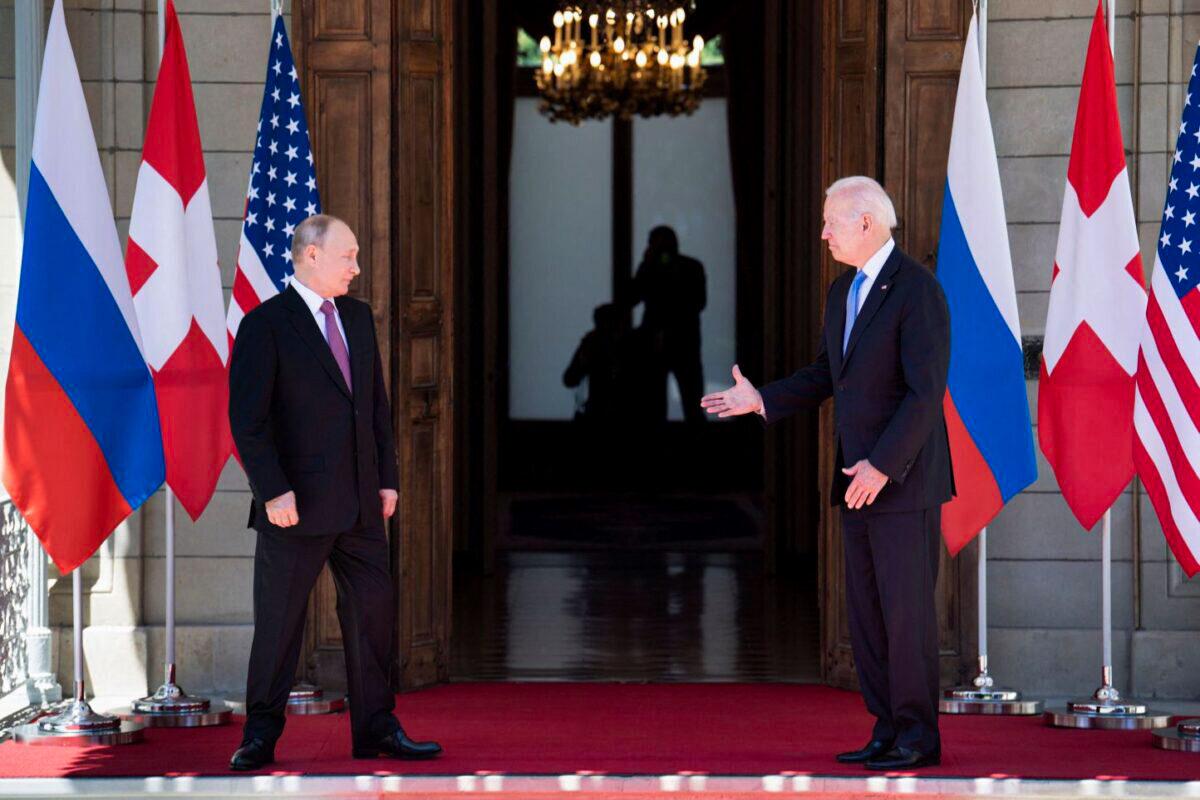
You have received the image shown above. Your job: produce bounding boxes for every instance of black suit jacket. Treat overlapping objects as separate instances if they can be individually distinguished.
[229,284,399,535]
[760,245,954,512]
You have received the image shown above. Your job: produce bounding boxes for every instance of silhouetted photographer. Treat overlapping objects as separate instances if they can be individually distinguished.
[627,226,707,424]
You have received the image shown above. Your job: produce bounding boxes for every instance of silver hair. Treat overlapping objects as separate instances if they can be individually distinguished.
[291,213,347,265]
[825,176,898,230]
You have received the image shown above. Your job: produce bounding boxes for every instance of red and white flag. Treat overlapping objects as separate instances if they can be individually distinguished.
[125,0,232,520]
[1039,2,1147,531]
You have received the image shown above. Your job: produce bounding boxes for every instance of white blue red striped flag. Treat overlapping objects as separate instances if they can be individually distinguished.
[3,0,165,572]
[936,9,1037,555]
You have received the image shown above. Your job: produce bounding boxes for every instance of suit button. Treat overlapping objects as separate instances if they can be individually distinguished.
[838,383,847,392]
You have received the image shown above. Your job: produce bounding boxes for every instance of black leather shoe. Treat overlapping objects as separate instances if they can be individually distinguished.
[865,746,941,771]
[835,739,893,764]
[230,738,275,771]
[353,727,443,760]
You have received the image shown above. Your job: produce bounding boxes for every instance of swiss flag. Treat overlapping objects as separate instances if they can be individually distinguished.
[124,0,232,520]
[1039,2,1147,530]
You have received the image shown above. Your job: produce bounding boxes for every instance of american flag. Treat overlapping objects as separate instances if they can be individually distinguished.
[225,13,320,340]
[1134,44,1200,578]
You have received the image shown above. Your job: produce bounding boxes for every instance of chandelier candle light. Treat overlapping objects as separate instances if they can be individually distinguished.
[536,3,707,124]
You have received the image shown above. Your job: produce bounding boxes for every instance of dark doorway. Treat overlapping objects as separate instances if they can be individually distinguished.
[295,0,975,691]
[451,0,822,683]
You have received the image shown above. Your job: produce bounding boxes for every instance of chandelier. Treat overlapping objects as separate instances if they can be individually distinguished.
[535,3,707,125]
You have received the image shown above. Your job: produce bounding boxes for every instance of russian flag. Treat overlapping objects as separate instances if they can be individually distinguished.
[936,10,1038,556]
[3,0,164,573]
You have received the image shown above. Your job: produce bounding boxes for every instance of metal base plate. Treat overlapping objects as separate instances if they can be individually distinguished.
[114,704,232,727]
[223,693,346,715]
[286,694,346,715]
[1153,720,1200,753]
[132,697,210,714]
[940,697,1042,715]
[11,720,144,747]
[1043,705,1173,730]
[943,686,1020,702]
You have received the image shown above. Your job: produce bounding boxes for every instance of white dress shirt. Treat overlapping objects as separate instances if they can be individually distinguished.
[290,278,349,356]
[850,237,895,316]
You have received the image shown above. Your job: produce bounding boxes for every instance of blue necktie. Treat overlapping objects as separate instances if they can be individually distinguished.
[843,270,868,354]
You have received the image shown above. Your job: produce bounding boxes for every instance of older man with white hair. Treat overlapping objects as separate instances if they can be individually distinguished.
[702,176,953,770]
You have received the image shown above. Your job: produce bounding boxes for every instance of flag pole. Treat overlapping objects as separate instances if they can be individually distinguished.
[1102,0,1114,693]
[978,0,986,71]
[1102,508,1113,689]
[1043,1,1168,730]
[14,570,143,744]
[10,0,143,749]
[939,1,1038,716]
[1045,500,1169,728]
[38,572,126,733]
[117,0,230,727]
[228,0,345,719]
[975,5,989,690]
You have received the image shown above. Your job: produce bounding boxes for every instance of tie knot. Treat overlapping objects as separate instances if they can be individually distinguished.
[853,271,867,287]
[319,300,336,316]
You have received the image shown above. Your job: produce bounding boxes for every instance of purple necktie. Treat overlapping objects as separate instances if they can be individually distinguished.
[319,300,352,392]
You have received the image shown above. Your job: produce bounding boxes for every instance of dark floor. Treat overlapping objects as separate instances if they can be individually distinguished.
[499,494,764,551]
[451,550,820,682]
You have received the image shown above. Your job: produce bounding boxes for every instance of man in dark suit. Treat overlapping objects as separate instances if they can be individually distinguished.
[228,214,441,770]
[702,176,952,770]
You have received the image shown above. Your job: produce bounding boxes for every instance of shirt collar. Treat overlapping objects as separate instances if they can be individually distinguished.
[859,237,895,282]
[290,277,332,316]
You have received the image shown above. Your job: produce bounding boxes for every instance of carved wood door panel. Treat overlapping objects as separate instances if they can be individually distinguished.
[819,0,974,690]
[295,0,455,691]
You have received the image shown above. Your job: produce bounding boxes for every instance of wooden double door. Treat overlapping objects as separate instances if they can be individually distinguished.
[292,0,978,692]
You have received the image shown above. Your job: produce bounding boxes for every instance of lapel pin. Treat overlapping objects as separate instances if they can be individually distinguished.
[880,284,889,291]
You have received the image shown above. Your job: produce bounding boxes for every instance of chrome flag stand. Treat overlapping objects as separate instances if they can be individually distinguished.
[941,529,1040,715]
[287,682,347,715]
[225,684,347,716]
[117,489,231,727]
[113,5,229,727]
[1153,718,1200,753]
[1044,510,1170,730]
[14,572,144,745]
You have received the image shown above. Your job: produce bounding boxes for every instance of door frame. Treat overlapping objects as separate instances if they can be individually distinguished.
[294,0,457,691]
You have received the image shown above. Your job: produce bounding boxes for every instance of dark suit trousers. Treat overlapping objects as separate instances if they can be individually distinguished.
[243,525,400,748]
[841,505,941,754]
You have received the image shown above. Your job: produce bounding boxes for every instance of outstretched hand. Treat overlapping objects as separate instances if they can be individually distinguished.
[700,365,764,418]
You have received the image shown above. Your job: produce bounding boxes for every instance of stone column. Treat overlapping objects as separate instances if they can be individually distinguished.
[15,0,61,708]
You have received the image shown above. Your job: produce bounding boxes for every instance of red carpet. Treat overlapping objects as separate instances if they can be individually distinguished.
[0,683,1195,780]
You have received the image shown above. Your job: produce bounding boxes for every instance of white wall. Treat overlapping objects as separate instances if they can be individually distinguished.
[632,100,735,420]
[508,98,613,421]
[509,98,737,422]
